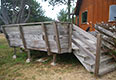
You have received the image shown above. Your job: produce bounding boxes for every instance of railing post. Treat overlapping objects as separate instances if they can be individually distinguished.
[53,22,61,53]
[41,23,52,55]
[19,25,27,50]
[95,33,102,77]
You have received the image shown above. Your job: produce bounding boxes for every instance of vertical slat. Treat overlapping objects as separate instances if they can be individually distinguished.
[68,23,72,52]
[2,26,11,47]
[42,23,52,55]
[19,25,27,49]
[53,22,61,53]
[95,33,102,77]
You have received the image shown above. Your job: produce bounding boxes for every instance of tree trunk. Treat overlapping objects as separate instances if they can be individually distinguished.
[67,0,71,22]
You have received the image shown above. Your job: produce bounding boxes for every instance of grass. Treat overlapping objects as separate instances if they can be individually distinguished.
[0,34,79,80]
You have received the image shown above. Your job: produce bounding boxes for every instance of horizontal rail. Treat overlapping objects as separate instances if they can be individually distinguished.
[2,21,72,27]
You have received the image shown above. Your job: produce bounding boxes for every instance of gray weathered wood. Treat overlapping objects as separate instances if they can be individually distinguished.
[3,21,72,54]
[19,25,27,49]
[72,39,95,60]
[68,24,72,52]
[73,24,97,43]
[2,26,11,47]
[42,23,52,55]
[53,22,61,53]
[95,25,116,39]
[73,31,96,51]
[95,34,102,77]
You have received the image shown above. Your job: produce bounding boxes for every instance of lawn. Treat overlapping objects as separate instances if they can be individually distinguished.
[0,33,116,80]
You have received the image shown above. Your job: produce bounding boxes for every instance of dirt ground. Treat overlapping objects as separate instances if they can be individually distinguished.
[0,33,116,80]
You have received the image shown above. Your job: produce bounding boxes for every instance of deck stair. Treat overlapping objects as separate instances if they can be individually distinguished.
[72,24,116,76]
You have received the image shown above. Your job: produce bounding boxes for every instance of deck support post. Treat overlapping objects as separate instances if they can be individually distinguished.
[51,54,57,66]
[13,47,17,59]
[95,33,102,77]
[26,50,31,63]
[20,48,23,53]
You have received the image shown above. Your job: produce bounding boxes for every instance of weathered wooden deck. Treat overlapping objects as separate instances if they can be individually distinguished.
[2,21,116,76]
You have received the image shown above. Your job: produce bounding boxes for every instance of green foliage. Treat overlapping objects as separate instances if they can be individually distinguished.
[27,0,52,22]
[57,9,68,22]
[44,0,75,21]
[44,0,75,6]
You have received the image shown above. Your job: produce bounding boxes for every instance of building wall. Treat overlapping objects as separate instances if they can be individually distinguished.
[76,0,116,31]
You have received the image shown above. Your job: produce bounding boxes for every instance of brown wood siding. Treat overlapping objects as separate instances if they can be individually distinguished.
[76,0,116,31]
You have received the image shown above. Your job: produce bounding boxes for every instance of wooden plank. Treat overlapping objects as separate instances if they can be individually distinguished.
[2,26,11,47]
[102,40,116,50]
[102,38,115,47]
[19,25,27,49]
[73,24,97,43]
[72,39,95,60]
[95,34,102,77]
[2,21,53,27]
[41,23,52,55]
[73,31,96,51]
[53,22,61,53]
[68,24,72,52]
[95,25,116,39]
[96,24,116,32]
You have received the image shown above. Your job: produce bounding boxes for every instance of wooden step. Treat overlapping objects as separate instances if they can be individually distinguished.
[74,50,88,58]
[72,43,79,50]
[84,55,113,66]
[99,62,116,76]
[73,51,92,72]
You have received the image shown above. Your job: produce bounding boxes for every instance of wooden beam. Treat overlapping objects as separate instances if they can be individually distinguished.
[18,25,27,49]
[53,22,61,53]
[12,47,17,59]
[73,24,97,43]
[53,54,57,63]
[96,24,116,32]
[95,34,102,77]
[2,26,11,47]
[72,39,95,60]
[73,31,96,51]
[41,23,52,55]
[68,24,72,52]
[95,25,116,39]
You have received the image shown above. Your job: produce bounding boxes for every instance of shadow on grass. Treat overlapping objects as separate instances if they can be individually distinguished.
[30,50,80,66]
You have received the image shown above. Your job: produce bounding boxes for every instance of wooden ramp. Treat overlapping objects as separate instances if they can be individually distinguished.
[2,21,72,64]
[72,24,116,76]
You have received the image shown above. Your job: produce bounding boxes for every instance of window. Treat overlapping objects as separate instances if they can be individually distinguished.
[82,11,88,23]
[109,5,116,21]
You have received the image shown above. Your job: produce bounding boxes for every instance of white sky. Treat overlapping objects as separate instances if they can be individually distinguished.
[36,0,76,20]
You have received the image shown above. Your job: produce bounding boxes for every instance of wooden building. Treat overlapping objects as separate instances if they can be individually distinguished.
[74,0,116,31]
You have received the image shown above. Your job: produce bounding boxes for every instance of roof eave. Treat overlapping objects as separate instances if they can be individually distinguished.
[74,0,83,16]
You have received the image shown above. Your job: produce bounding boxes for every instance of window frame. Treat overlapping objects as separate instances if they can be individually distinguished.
[81,10,88,24]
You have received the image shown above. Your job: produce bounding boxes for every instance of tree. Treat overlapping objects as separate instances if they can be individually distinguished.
[44,0,75,21]
[27,0,52,22]
[0,0,52,25]
[0,0,31,24]
[57,9,68,22]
